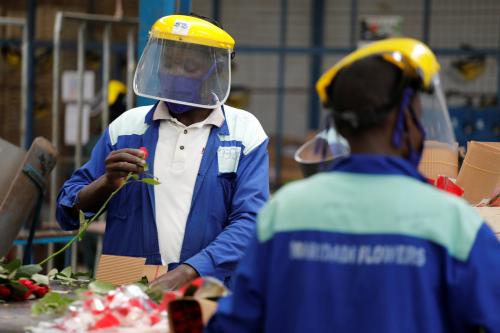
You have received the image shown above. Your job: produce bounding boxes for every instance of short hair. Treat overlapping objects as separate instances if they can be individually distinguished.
[326,55,409,134]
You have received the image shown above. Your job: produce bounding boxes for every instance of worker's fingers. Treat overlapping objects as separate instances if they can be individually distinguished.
[106,161,144,174]
[106,170,130,180]
[106,151,146,167]
[111,148,146,158]
[110,148,145,158]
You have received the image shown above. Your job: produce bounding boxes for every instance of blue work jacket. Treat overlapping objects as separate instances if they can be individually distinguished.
[56,102,270,285]
[207,155,500,332]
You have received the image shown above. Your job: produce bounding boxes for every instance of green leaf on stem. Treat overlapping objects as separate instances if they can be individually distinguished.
[139,177,161,186]
[4,259,21,273]
[47,268,58,278]
[60,267,72,278]
[15,264,42,279]
[31,292,76,316]
[32,273,49,286]
[7,270,17,280]
[54,274,75,282]
[89,280,115,294]
[131,173,139,180]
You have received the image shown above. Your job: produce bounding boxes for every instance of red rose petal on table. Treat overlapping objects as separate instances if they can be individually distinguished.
[33,285,49,298]
[92,313,120,330]
[116,307,130,317]
[150,313,161,325]
[128,298,145,310]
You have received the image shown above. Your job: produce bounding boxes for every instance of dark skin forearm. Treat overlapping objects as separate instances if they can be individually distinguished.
[150,264,199,291]
[72,148,146,218]
[76,175,118,214]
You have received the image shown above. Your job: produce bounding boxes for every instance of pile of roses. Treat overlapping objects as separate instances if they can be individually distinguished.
[0,259,50,302]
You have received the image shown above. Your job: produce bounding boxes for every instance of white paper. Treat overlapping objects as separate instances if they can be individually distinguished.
[217,146,241,173]
[64,103,90,146]
[62,70,95,103]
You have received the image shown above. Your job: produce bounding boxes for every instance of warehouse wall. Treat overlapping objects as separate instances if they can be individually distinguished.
[0,0,139,146]
[192,0,500,140]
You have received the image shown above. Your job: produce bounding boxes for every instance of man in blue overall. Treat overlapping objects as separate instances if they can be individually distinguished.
[56,14,269,290]
[206,38,500,332]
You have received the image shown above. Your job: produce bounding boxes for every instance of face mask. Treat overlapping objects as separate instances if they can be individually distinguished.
[165,101,195,114]
[159,75,202,114]
[391,88,426,168]
[159,62,219,114]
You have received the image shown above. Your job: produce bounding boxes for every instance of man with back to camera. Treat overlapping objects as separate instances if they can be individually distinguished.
[56,14,269,290]
[205,38,500,332]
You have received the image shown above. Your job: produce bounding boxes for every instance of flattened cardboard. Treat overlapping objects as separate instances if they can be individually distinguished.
[456,141,500,205]
[95,255,146,285]
[142,264,168,282]
[418,140,459,179]
[474,141,500,153]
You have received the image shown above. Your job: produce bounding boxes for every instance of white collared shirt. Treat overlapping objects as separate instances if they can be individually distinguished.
[153,102,224,264]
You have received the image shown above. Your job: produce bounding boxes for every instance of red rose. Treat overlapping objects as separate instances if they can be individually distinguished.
[139,146,149,159]
[12,289,32,301]
[0,285,11,299]
[18,279,34,288]
[33,285,49,298]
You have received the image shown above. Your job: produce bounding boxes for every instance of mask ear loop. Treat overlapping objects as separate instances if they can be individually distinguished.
[391,88,413,149]
[407,102,426,165]
[392,88,427,166]
[314,114,332,162]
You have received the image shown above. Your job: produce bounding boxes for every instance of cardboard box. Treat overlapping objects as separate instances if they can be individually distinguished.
[456,141,500,205]
[419,140,500,206]
[418,140,459,179]
[95,254,167,285]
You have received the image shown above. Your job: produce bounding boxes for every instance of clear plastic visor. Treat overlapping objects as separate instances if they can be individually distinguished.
[133,38,231,108]
[294,128,350,177]
[418,75,456,148]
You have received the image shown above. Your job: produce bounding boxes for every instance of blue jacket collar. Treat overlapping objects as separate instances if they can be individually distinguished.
[219,105,230,135]
[330,154,427,183]
[145,101,230,136]
[144,101,159,125]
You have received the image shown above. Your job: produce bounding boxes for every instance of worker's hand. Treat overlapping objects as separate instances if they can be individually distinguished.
[150,264,199,291]
[104,148,147,189]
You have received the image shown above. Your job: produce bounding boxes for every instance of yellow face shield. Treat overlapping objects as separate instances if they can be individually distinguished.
[133,15,235,109]
[317,38,456,150]
[134,38,232,108]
